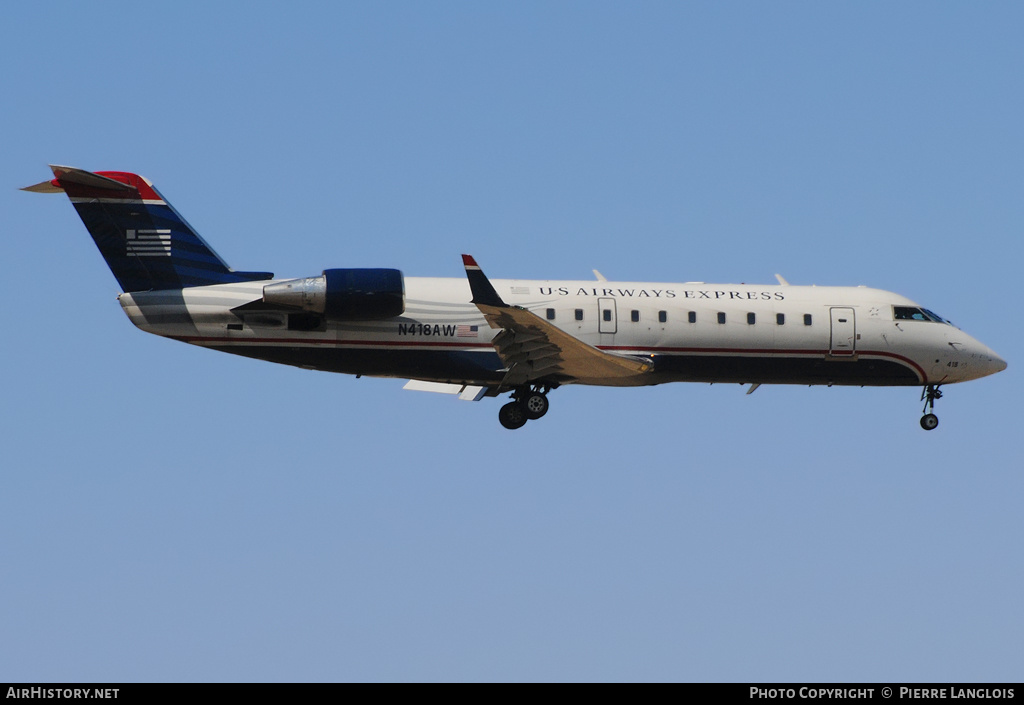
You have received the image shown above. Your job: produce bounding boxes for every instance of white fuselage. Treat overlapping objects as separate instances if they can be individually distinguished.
[117,276,1006,389]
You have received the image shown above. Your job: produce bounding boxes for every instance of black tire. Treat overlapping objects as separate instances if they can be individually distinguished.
[920,413,939,431]
[499,401,528,430]
[522,392,549,420]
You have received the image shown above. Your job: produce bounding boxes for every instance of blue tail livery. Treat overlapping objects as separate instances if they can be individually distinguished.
[24,165,272,292]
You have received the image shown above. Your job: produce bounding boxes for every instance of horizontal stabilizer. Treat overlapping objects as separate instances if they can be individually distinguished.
[55,165,135,191]
[21,180,64,194]
[22,165,136,194]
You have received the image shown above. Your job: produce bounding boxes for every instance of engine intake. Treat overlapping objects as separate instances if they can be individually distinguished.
[262,268,404,321]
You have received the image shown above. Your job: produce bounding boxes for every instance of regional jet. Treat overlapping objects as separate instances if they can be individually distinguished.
[24,166,1007,430]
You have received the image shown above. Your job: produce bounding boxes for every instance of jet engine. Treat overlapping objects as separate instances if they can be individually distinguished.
[262,268,404,320]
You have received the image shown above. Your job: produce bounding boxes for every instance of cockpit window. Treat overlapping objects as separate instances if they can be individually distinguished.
[894,306,928,321]
[893,306,950,324]
[921,308,951,325]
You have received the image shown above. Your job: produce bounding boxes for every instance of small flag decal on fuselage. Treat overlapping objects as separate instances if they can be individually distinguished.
[126,229,172,257]
[457,325,479,337]
[510,286,530,295]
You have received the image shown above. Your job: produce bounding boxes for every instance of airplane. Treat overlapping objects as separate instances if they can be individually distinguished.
[24,165,1007,430]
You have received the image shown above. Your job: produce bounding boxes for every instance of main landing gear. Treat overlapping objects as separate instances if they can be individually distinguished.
[920,384,943,431]
[498,384,553,430]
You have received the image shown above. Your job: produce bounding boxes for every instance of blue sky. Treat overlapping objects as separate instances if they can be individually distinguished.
[1,2,1021,682]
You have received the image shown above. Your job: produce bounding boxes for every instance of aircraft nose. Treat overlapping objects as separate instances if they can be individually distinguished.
[991,352,1008,374]
[975,345,1007,378]
[952,334,1006,380]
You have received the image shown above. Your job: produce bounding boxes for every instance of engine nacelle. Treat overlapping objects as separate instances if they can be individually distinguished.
[262,268,404,321]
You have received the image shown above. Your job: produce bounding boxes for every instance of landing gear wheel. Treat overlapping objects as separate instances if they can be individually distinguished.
[919,384,943,431]
[522,392,549,420]
[498,402,528,430]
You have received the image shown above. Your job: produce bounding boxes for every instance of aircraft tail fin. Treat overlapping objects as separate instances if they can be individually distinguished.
[24,165,273,292]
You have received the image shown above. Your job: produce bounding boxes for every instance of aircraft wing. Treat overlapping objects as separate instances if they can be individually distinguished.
[462,255,653,387]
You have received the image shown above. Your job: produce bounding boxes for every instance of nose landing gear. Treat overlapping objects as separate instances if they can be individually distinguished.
[920,384,943,430]
[498,384,553,429]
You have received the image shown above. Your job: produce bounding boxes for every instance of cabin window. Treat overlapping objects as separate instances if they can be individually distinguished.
[776,313,785,325]
[575,309,584,321]
[603,309,612,322]
[659,310,667,323]
[631,310,640,323]
[546,308,555,320]
[717,312,726,324]
[747,312,756,325]
[688,311,697,323]
[803,314,812,326]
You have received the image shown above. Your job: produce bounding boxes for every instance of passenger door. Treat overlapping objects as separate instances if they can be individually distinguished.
[598,297,617,334]
[829,307,856,356]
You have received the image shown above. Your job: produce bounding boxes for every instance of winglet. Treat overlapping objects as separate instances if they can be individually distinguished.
[462,254,508,308]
